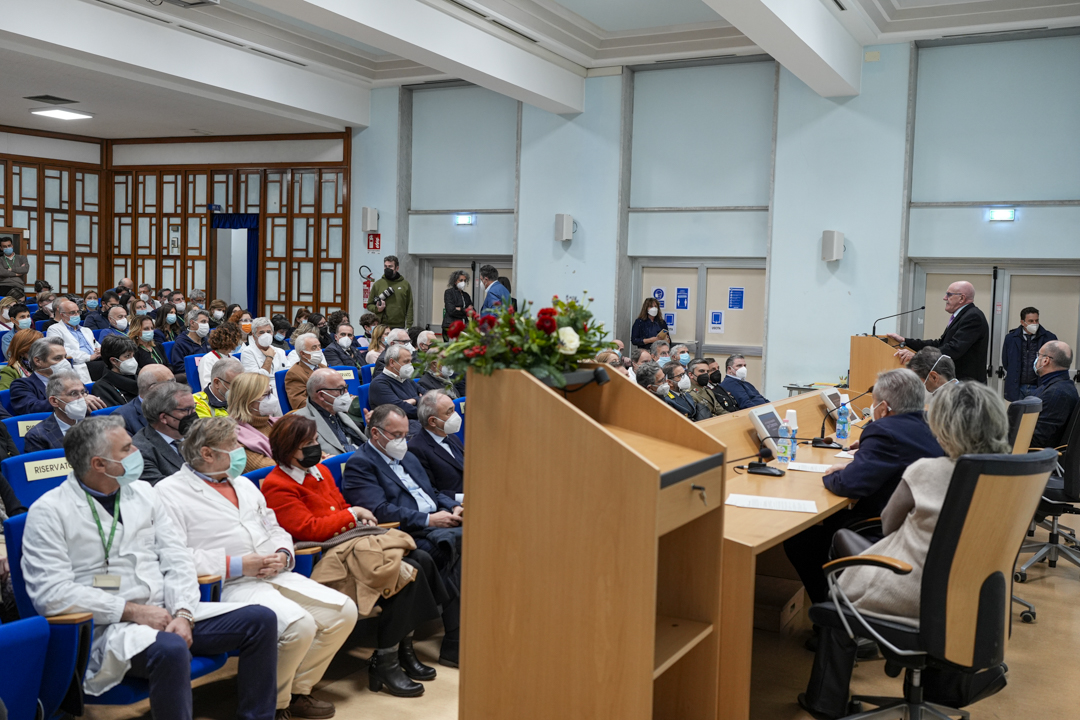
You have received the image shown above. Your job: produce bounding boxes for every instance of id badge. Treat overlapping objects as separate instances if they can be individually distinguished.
[93,574,122,592]
[259,509,276,533]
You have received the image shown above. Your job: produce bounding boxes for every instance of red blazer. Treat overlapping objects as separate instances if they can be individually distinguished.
[261,463,358,542]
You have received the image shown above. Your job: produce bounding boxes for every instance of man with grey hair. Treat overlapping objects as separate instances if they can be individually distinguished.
[24,373,91,452]
[372,327,414,380]
[784,368,945,605]
[188,288,206,309]
[416,330,436,355]
[1031,340,1079,449]
[294,368,365,455]
[131,382,196,485]
[284,333,326,411]
[11,336,106,415]
[46,297,102,383]
[169,307,210,375]
[117,364,175,436]
[720,354,768,409]
[409,390,465,495]
[194,357,243,420]
[21,415,279,720]
[369,344,420,420]
[907,347,957,395]
[242,316,287,381]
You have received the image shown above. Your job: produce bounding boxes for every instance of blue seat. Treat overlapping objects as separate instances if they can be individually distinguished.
[275,369,291,413]
[3,448,69,507]
[0,389,12,415]
[360,363,375,384]
[162,340,175,360]
[34,320,48,332]
[356,383,370,415]
[91,329,105,342]
[26,303,38,314]
[0,330,8,361]
[330,366,361,396]
[91,406,119,416]
[242,465,274,489]
[323,451,355,488]
[1,412,51,453]
[453,396,466,443]
[184,353,206,393]
[0,615,50,720]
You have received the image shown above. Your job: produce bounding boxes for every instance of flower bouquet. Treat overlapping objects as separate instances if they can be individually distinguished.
[422,294,615,388]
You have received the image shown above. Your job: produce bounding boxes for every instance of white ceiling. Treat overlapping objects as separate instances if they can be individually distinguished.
[551,0,723,32]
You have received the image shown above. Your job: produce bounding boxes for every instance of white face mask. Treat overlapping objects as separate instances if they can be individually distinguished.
[440,365,454,378]
[139,293,149,302]
[306,349,325,367]
[196,322,209,337]
[337,336,353,348]
[62,397,88,421]
[735,366,748,381]
[116,318,128,331]
[174,301,187,313]
[654,382,670,397]
[259,396,282,417]
[332,392,353,414]
[456,281,467,291]
[1025,323,1039,335]
[440,412,462,435]
[403,343,416,354]
[257,332,274,348]
[397,363,415,380]
[212,310,224,321]
[677,374,692,392]
[647,307,658,318]
[118,358,138,375]
[48,359,73,376]
[377,431,408,460]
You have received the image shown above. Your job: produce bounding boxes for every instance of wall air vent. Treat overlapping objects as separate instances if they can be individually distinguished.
[247,48,308,67]
[23,95,78,105]
[444,0,488,19]
[490,20,538,43]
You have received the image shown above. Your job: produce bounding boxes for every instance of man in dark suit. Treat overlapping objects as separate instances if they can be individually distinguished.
[11,337,105,416]
[369,345,421,419]
[322,322,366,370]
[117,364,175,436]
[83,290,121,332]
[341,404,462,667]
[888,280,989,383]
[24,373,89,452]
[411,390,465,495]
[719,354,769,409]
[131,381,194,485]
[784,368,944,605]
[1031,340,1080,449]
[371,328,413,380]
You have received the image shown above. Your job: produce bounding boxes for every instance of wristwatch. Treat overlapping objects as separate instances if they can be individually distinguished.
[175,609,195,627]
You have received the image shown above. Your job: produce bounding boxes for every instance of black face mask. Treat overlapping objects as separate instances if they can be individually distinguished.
[299,444,322,468]
[695,373,710,387]
[709,369,724,385]
[383,268,396,280]
[177,412,197,436]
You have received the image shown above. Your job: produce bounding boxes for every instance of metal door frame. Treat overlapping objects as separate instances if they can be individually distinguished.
[417,254,513,331]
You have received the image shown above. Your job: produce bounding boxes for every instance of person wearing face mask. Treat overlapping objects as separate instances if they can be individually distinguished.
[198,322,243,391]
[0,237,28,295]
[441,270,473,341]
[372,328,415,380]
[12,336,107,415]
[1002,306,1058,401]
[670,344,692,367]
[782,369,943,610]
[206,300,228,329]
[417,359,462,398]
[228,372,282,473]
[117,364,175,436]
[21,416,280,720]
[635,360,673,400]
[187,289,207,311]
[156,416,360,718]
[92,335,141,407]
[650,340,671,368]
[83,290,121,332]
[127,297,150,323]
[229,309,254,346]
[99,305,131,342]
[284,334,327,412]
[47,298,103,383]
[660,363,712,422]
[138,283,158,312]
[631,298,670,351]
[0,297,16,334]
[476,264,510,315]
[131,382,197,485]
[720,354,769,410]
[686,359,730,417]
[1030,340,1079,450]
[294,368,366,455]
[169,291,188,317]
[169,308,211,377]
[907,347,957,397]
[1,302,32,358]
[369,345,422,420]
[152,302,180,343]
[0,328,42,391]
[129,316,169,370]
[271,317,293,351]
[409,390,466,495]
[322,322,365,370]
[342,404,464,668]
[242,317,288,386]
[194,358,243,420]
[24,372,92,452]
[366,255,414,329]
[31,291,57,330]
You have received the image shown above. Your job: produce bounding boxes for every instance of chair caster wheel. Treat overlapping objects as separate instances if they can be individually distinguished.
[1014,571,1027,583]
[1021,610,1036,623]
[1049,560,1057,568]
[848,701,863,714]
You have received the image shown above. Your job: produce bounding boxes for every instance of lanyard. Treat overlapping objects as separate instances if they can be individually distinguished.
[85,490,121,560]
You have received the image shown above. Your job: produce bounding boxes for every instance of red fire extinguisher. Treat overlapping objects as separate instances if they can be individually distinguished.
[359,265,375,304]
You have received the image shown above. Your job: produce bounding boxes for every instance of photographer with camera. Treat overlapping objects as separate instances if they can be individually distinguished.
[366,255,413,329]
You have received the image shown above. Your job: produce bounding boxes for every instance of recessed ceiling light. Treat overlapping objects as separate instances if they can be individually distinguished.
[30,108,94,120]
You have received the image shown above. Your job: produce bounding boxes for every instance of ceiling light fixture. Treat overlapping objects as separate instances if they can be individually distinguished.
[30,108,94,120]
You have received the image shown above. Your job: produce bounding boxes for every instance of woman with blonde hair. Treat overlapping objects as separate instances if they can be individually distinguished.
[366,324,390,365]
[0,297,17,334]
[127,296,151,323]
[0,328,42,390]
[227,371,281,472]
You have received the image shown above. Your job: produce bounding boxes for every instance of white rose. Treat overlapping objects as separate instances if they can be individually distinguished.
[557,326,580,355]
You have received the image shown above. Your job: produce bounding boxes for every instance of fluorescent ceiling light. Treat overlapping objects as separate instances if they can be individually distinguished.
[30,108,93,120]
[455,214,475,226]
[988,208,1015,222]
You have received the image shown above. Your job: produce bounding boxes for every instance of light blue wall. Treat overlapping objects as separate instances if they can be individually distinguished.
[409,213,516,256]
[517,75,623,333]
[765,43,912,400]
[909,206,1080,258]
[411,85,519,211]
[350,86,401,319]
[912,36,1080,202]
[627,211,769,257]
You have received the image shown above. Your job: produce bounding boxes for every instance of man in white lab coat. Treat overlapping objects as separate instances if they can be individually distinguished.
[155,417,358,720]
[20,416,279,720]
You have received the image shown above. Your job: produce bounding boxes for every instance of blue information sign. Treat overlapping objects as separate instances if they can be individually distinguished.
[728,287,745,310]
[676,287,689,310]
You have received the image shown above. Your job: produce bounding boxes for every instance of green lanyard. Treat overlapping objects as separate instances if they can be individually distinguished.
[85,490,121,560]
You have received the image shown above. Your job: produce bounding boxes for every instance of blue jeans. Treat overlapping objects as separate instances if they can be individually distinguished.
[128,605,278,720]
[1020,384,1039,398]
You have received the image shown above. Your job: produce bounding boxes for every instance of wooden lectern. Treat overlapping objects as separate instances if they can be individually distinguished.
[849,335,906,394]
[459,366,727,720]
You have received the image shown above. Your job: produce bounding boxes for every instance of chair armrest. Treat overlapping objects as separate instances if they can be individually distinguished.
[845,517,882,535]
[295,547,322,556]
[823,554,912,575]
[42,613,94,718]
[46,613,94,625]
[378,522,400,529]
[198,575,223,603]
[294,547,322,578]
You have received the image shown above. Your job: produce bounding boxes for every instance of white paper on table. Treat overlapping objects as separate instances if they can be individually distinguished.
[787,462,832,473]
[725,494,818,513]
[834,451,855,459]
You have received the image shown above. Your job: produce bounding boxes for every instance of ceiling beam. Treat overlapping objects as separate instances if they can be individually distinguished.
[0,0,370,129]
[702,0,863,97]
[243,0,585,114]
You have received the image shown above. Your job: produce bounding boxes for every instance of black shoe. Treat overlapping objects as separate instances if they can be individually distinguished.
[797,693,840,720]
[398,637,437,681]
[855,637,879,660]
[438,636,459,668]
[368,652,424,697]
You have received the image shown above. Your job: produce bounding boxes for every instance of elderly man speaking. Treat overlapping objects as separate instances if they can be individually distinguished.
[888,280,989,383]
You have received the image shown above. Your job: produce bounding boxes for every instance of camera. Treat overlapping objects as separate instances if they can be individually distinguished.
[374,286,395,304]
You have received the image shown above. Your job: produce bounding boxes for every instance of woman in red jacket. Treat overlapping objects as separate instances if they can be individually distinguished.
[261,414,452,697]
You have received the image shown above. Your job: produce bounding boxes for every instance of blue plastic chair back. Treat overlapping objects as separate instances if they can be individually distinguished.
[34,320,48,332]
[3,448,70,508]
[1,412,51,453]
[0,615,50,720]
[360,363,375,384]
[2,514,34,618]
[0,330,8,361]
[162,341,175,360]
[184,353,205,393]
[275,369,291,413]
[91,406,119,416]
[0,389,12,415]
[331,366,361,396]
[242,466,274,489]
[323,451,355,488]
[453,396,466,443]
[356,383,370,414]
[91,329,105,342]
[26,304,38,314]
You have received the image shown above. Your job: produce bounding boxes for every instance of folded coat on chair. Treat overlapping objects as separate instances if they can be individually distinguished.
[310,528,418,616]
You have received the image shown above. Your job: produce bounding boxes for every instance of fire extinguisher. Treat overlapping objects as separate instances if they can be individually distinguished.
[359,265,375,305]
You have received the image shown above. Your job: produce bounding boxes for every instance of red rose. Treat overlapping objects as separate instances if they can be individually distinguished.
[538,307,557,319]
[447,320,465,339]
[537,316,557,334]
[478,346,487,356]
[479,314,497,330]
[512,346,523,354]
[583,324,588,332]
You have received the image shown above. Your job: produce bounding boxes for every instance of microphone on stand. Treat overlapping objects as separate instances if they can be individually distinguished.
[812,387,875,449]
[872,306,925,338]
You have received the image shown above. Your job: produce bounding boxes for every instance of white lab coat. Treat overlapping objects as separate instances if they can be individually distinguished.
[241,340,287,403]
[21,475,240,695]
[155,464,348,634]
[46,323,100,384]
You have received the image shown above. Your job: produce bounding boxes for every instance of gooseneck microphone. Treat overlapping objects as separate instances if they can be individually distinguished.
[813,388,875,449]
[728,446,784,477]
[872,306,925,338]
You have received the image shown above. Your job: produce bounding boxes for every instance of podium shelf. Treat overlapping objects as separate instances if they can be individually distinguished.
[604,425,712,476]
[653,615,714,680]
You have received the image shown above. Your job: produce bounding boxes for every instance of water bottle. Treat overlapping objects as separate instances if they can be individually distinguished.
[777,421,792,464]
[836,393,851,441]
[785,410,799,462]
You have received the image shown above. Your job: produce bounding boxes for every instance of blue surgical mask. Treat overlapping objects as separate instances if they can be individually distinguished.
[86,299,98,309]
[103,450,144,487]
[679,352,690,366]
[141,330,154,342]
[274,333,285,342]
[211,446,248,479]
[2,247,13,257]
[136,308,148,316]
[1034,356,1042,375]
[17,318,31,330]
[66,315,82,328]
[166,313,177,324]
[657,356,671,367]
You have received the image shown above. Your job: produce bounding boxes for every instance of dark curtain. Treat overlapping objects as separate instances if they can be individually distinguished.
[211,214,259,315]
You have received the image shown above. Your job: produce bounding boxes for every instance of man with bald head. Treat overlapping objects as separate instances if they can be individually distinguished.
[1031,340,1079,449]
[887,280,989,383]
[295,367,366,455]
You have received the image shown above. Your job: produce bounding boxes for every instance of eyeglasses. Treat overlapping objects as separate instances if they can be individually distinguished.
[320,386,347,396]
[944,292,964,298]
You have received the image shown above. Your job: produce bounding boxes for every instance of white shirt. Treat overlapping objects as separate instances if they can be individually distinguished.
[46,323,99,384]
[425,429,455,458]
[280,464,321,486]
[369,441,436,517]
[55,414,72,435]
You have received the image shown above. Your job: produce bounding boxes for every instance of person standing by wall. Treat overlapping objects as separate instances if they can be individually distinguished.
[367,255,413,329]
[1002,306,1057,401]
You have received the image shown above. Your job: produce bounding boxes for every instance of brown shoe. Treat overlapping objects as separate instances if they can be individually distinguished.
[288,694,336,719]
[275,710,292,720]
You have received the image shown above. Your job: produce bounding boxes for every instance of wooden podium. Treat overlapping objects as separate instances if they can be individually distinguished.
[459,366,727,720]
[849,335,905,394]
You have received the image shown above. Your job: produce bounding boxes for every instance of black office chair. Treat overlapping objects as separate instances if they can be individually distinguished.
[1005,397,1041,622]
[1016,403,1080,582]
[812,449,1057,720]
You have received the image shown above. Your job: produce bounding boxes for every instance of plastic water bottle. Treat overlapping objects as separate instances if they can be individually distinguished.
[777,421,792,464]
[785,410,799,462]
[836,394,851,441]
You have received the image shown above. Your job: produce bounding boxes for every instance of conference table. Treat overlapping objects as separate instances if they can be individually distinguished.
[697,390,869,720]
